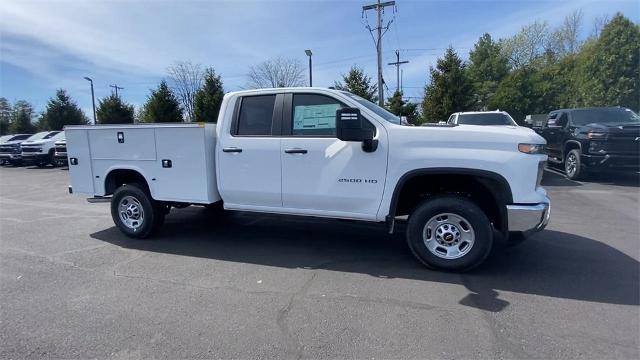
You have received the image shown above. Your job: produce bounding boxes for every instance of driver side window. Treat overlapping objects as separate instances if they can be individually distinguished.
[557,113,568,128]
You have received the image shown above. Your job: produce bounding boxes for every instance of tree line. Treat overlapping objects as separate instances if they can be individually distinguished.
[1,12,636,134]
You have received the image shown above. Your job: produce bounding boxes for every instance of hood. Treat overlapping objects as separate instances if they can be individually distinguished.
[0,140,26,146]
[575,122,640,137]
[21,139,53,146]
[398,124,545,149]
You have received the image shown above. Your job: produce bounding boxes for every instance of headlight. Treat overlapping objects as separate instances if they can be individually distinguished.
[518,143,545,154]
[587,131,607,139]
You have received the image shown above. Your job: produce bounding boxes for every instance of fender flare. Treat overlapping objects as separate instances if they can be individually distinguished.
[385,168,513,234]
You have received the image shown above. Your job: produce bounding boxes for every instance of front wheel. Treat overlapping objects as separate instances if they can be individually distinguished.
[564,149,586,180]
[111,184,164,239]
[406,195,493,272]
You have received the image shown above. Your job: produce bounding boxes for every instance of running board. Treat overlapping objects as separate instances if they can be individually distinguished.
[87,196,111,203]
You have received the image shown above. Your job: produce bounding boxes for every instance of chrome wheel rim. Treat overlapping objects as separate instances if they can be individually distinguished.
[422,213,475,259]
[118,196,144,231]
[566,153,577,176]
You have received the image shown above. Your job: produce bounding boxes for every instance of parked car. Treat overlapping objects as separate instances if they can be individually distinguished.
[0,133,34,165]
[534,107,640,180]
[66,88,549,272]
[54,137,68,166]
[20,131,63,167]
[448,111,518,126]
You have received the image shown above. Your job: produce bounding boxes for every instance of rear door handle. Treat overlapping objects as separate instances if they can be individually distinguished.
[284,148,308,154]
[222,147,242,153]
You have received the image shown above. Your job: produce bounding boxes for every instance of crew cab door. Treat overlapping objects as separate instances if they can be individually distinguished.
[543,112,568,158]
[279,93,387,219]
[216,94,283,208]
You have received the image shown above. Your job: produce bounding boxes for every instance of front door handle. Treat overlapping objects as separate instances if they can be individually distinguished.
[222,147,242,153]
[284,148,308,154]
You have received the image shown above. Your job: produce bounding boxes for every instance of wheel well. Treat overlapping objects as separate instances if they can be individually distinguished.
[564,141,581,159]
[390,172,511,234]
[104,169,148,195]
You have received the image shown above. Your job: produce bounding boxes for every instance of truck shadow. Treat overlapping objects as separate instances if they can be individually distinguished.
[542,167,639,187]
[91,208,639,312]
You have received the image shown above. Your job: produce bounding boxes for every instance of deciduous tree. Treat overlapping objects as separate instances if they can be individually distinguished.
[168,61,204,122]
[247,57,306,88]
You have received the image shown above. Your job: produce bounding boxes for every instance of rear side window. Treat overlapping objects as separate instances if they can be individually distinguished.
[291,94,343,136]
[237,95,276,136]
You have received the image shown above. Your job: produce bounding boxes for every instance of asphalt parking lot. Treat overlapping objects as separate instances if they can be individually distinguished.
[1,165,638,359]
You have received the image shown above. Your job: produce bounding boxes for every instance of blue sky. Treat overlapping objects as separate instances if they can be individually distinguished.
[1,0,638,117]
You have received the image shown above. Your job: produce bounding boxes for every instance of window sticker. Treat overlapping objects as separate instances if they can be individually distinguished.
[293,104,340,130]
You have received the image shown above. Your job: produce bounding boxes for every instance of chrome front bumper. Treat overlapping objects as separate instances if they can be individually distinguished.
[506,196,550,236]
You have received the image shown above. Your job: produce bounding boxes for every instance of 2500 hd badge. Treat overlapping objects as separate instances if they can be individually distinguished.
[338,178,378,184]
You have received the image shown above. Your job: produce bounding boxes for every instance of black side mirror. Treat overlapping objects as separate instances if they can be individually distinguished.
[336,107,374,142]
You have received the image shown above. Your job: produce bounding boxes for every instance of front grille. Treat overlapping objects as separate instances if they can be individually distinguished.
[604,139,640,154]
[0,146,20,154]
[21,147,41,153]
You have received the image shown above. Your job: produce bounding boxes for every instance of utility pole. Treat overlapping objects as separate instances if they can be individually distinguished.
[388,50,408,93]
[109,84,124,97]
[363,0,395,106]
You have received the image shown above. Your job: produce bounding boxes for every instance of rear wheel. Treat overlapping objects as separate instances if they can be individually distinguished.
[111,183,164,238]
[564,149,586,180]
[406,195,493,272]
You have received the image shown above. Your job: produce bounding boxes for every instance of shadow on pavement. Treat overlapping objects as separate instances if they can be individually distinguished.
[91,208,639,312]
[543,166,639,188]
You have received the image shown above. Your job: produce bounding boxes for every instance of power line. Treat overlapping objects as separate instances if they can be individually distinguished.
[362,0,395,106]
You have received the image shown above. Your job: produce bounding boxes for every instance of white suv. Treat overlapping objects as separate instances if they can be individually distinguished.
[448,111,518,126]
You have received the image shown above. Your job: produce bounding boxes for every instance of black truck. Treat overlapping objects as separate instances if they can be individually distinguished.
[534,107,640,180]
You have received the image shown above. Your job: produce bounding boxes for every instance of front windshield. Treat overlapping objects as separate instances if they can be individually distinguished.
[26,131,60,141]
[457,113,516,125]
[26,131,50,141]
[571,108,640,126]
[341,91,401,124]
[51,132,65,140]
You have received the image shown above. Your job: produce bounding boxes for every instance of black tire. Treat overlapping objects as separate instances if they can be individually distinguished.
[48,150,57,167]
[406,195,493,272]
[111,183,163,239]
[564,149,587,180]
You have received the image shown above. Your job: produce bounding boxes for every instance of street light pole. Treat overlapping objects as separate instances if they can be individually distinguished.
[305,49,313,87]
[83,77,96,124]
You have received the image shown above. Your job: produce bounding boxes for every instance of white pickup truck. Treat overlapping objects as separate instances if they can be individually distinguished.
[65,88,550,271]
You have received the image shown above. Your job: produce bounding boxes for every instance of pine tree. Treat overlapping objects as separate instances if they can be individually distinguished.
[0,97,11,135]
[40,89,88,130]
[467,33,510,110]
[334,66,378,102]
[141,81,183,123]
[194,68,224,122]
[421,47,474,122]
[96,94,135,124]
[387,90,419,125]
[10,100,38,133]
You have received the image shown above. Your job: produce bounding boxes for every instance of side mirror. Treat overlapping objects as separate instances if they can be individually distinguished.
[336,107,374,142]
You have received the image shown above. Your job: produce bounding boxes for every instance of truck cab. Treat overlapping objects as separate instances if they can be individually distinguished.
[66,88,550,272]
